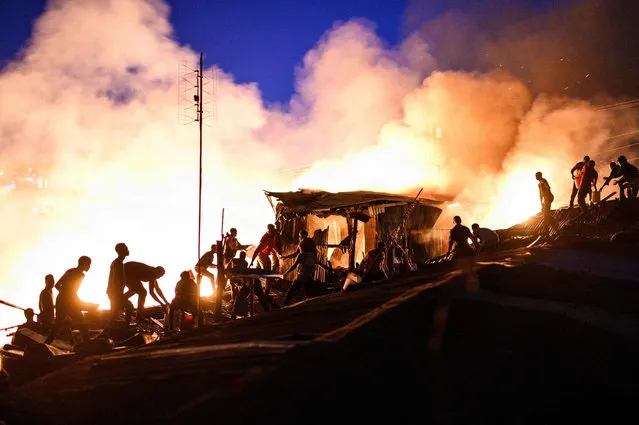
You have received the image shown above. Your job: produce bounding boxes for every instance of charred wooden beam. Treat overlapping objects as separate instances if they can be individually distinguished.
[215,240,225,321]
[349,216,359,271]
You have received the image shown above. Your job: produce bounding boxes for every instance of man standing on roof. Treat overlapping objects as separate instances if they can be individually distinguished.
[446,216,479,290]
[250,224,282,307]
[38,274,55,334]
[570,155,590,208]
[577,161,597,214]
[107,242,129,325]
[281,248,330,306]
[223,228,251,266]
[280,229,317,260]
[195,244,217,292]
[44,256,93,345]
[601,161,623,196]
[617,155,639,199]
[250,224,282,270]
[536,172,560,236]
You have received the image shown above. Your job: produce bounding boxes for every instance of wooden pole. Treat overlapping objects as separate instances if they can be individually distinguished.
[348,216,359,271]
[221,208,225,239]
[214,240,225,321]
[0,299,26,311]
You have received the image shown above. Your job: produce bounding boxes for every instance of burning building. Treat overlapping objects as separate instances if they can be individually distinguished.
[264,189,445,279]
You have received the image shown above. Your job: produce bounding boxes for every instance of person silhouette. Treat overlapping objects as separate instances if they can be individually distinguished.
[44,256,92,345]
[123,262,168,322]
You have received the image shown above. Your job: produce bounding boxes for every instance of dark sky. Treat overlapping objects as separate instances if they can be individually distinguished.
[4,0,634,103]
[0,0,413,103]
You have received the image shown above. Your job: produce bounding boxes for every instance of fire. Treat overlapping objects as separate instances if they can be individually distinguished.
[1,180,273,337]
[293,122,448,194]
[489,171,543,228]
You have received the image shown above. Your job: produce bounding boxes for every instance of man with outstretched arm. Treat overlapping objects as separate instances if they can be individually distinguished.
[195,244,217,291]
[281,251,329,307]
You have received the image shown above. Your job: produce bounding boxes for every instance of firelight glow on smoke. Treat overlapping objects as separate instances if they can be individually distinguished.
[1,0,637,337]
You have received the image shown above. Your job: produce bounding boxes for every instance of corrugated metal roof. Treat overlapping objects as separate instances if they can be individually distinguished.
[502,200,630,237]
[264,189,444,217]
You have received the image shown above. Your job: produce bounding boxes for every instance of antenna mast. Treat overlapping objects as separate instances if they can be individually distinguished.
[179,52,216,328]
[197,52,203,265]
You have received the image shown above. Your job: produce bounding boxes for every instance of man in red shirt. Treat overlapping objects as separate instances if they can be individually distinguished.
[250,224,282,307]
[168,271,198,330]
[577,161,597,214]
[570,155,590,208]
[250,224,282,271]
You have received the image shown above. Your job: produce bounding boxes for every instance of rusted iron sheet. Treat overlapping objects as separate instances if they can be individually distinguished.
[264,189,444,216]
[501,200,622,237]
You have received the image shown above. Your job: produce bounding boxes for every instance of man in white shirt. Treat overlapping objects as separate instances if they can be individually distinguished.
[471,223,500,252]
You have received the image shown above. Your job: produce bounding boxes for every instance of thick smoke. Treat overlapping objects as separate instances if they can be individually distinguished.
[406,0,639,99]
[1,0,637,334]
[0,0,284,331]
[294,0,639,224]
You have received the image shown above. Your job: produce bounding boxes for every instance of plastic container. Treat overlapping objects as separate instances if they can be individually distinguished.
[182,312,194,330]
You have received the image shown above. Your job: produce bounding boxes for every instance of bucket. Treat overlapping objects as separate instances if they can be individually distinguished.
[592,190,601,203]
[182,312,194,330]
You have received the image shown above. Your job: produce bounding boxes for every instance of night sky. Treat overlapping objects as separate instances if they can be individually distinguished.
[0,0,574,104]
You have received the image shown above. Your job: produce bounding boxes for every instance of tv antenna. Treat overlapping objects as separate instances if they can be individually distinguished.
[178,52,218,327]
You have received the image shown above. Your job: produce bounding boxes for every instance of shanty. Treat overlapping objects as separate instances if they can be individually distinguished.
[265,189,444,271]
[1,1,639,425]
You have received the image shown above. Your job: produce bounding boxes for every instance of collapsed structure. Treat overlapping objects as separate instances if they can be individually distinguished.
[264,189,444,278]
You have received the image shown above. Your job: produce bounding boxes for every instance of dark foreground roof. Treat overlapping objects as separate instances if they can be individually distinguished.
[4,245,639,425]
[265,189,444,217]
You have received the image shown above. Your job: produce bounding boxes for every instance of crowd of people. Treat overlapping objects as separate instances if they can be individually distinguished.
[442,152,638,288]
[15,224,332,347]
[569,154,638,212]
[535,153,639,237]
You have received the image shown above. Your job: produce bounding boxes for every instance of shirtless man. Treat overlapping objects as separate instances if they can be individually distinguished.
[123,262,168,322]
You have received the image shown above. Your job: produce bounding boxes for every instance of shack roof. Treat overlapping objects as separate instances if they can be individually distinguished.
[264,189,444,218]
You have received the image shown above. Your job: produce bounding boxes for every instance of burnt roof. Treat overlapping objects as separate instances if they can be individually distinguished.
[264,189,444,218]
[501,199,638,237]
